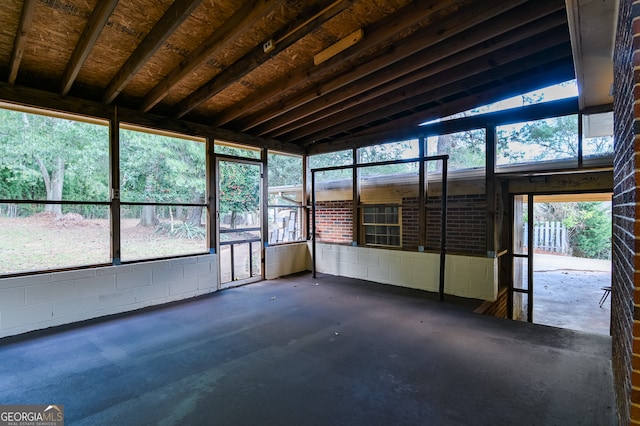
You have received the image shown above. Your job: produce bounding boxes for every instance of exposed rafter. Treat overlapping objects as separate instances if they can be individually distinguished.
[139,0,278,113]
[255,3,568,138]
[173,0,353,119]
[323,62,577,147]
[8,0,36,84]
[60,0,120,96]
[238,0,536,134]
[0,0,583,155]
[294,42,572,144]
[102,0,203,104]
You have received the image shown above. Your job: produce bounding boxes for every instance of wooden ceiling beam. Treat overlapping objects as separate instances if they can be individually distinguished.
[0,81,301,154]
[277,26,570,142]
[173,0,354,119]
[206,0,467,126]
[309,62,577,149]
[214,0,530,130]
[259,8,568,138]
[60,0,119,96]
[293,43,572,144]
[8,0,37,84]
[102,0,203,104]
[139,0,276,113]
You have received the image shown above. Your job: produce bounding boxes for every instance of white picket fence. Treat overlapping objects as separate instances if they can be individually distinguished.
[523,221,569,254]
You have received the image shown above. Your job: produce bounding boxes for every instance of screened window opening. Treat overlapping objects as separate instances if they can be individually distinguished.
[268,151,304,244]
[425,129,486,172]
[583,111,614,159]
[119,126,207,262]
[497,115,579,169]
[0,107,110,274]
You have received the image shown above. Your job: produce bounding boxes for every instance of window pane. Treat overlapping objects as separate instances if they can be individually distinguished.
[120,204,207,262]
[120,127,206,203]
[309,150,353,181]
[215,142,261,159]
[358,140,419,164]
[426,129,486,172]
[268,152,304,244]
[0,203,110,274]
[497,115,578,167]
[583,112,614,158]
[0,108,109,202]
[268,152,302,186]
[361,206,400,247]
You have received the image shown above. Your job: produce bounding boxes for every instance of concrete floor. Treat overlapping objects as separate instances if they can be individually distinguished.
[0,273,616,425]
[534,254,611,335]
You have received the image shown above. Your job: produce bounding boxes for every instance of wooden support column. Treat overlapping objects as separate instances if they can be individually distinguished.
[206,138,216,256]
[352,148,359,246]
[486,124,497,257]
[418,136,426,250]
[109,107,121,265]
[261,147,268,279]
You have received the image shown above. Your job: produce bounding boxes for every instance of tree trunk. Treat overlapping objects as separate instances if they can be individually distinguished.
[140,205,158,226]
[435,133,453,171]
[35,155,64,215]
[186,192,205,226]
[139,174,158,226]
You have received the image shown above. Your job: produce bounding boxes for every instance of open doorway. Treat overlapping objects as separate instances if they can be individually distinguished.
[216,157,263,288]
[511,193,612,335]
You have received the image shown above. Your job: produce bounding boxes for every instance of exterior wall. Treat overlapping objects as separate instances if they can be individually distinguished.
[613,0,638,423]
[314,200,353,244]
[316,192,487,255]
[425,194,487,255]
[0,255,218,339]
[312,242,497,301]
[265,243,310,279]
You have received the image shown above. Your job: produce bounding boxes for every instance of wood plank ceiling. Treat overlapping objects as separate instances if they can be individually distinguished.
[0,0,574,154]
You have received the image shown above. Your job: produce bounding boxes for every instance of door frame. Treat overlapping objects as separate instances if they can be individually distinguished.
[508,193,534,322]
[215,154,264,289]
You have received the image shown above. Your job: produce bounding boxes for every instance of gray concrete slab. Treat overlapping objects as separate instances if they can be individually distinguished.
[0,273,616,425]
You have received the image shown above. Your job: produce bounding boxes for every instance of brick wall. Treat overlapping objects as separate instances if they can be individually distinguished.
[314,201,353,244]
[314,194,486,256]
[613,0,638,423]
[426,194,487,255]
[402,197,420,250]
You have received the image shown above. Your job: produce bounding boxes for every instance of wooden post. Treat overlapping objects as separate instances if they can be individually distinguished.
[109,106,121,265]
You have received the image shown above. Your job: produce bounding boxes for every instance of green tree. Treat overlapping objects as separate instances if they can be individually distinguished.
[564,202,611,259]
[219,161,260,228]
[119,129,205,226]
[0,108,109,216]
[535,201,611,260]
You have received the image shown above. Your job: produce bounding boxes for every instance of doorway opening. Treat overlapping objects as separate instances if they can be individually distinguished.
[217,157,263,288]
[511,193,612,335]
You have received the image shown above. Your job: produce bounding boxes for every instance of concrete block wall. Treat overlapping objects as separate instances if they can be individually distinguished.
[312,242,497,301]
[265,243,310,279]
[0,255,218,339]
[613,0,638,423]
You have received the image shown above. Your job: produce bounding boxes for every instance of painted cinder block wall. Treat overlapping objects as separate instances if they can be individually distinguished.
[0,255,218,339]
[613,0,639,423]
[312,242,497,301]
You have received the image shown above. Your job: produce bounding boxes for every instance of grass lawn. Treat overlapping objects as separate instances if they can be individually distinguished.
[0,214,206,275]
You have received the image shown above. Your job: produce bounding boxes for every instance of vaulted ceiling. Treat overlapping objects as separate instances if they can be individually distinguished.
[0,0,609,153]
